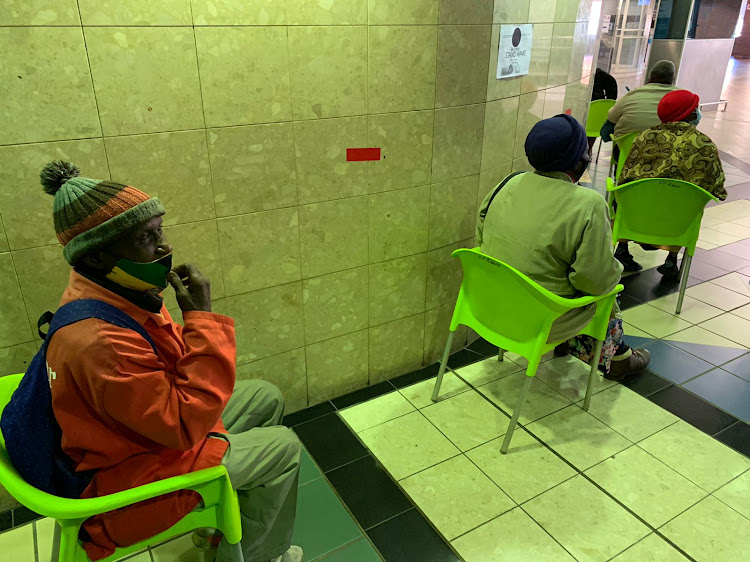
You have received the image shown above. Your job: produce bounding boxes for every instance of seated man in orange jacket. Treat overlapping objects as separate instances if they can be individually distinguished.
[39,161,302,562]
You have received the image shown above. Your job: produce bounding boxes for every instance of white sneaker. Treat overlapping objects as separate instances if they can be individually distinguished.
[269,545,304,562]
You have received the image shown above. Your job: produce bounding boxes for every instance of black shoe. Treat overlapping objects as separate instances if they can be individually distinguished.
[554,343,571,358]
[657,260,680,281]
[616,253,643,272]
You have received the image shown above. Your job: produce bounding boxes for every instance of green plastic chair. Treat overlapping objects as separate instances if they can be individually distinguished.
[431,249,623,454]
[0,374,244,562]
[585,99,616,162]
[607,177,718,314]
[612,132,640,183]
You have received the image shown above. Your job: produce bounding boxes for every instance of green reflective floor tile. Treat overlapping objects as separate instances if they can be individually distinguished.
[292,478,363,560]
[300,447,323,485]
[313,537,383,561]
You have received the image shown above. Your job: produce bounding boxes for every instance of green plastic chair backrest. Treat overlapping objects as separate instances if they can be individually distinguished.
[608,177,718,255]
[613,132,639,180]
[585,99,616,137]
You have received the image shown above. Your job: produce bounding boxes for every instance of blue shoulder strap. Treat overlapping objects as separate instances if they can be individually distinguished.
[40,299,157,353]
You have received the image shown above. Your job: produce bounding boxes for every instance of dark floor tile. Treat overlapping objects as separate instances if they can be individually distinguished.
[668,341,748,367]
[648,385,739,436]
[293,413,367,472]
[447,349,484,369]
[332,382,396,410]
[12,506,40,526]
[620,369,674,398]
[624,335,654,350]
[645,340,713,384]
[620,268,683,303]
[284,401,335,427]
[720,353,750,382]
[467,337,499,358]
[368,509,459,562]
[0,510,11,533]
[326,455,414,530]
[715,421,750,458]
[390,363,441,389]
[619,293,643,310]
[299,448,323,485]
[683,370,750,422]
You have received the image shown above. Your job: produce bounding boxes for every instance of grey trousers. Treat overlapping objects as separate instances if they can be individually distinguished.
[214,380,301,562]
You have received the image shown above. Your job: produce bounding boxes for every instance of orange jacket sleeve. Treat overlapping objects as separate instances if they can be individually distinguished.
[94,312,236,451]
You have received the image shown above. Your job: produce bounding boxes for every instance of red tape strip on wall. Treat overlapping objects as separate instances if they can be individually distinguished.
[347,148,382,161]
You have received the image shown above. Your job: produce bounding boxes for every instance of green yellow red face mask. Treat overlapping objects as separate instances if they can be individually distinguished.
[105,253,173,292]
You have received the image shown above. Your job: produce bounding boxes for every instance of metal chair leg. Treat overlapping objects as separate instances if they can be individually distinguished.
[230,541,245,562]
[583,340,604,411]
[595,137,602,163]
[498,348,505,361]
[431,332,455,402]
[51,521,61,562]
[500,375,534,454]
[675,254,692,315]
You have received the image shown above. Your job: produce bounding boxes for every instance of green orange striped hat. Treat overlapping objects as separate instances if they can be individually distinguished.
[40,161,165,265]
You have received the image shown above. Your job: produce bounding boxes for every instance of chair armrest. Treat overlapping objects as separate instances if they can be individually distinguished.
[561,284,624,309]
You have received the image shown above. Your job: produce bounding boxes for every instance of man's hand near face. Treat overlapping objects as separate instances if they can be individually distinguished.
[168,264,212,313]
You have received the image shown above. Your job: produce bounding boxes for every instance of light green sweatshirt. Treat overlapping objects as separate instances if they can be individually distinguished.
[477,171,623,342]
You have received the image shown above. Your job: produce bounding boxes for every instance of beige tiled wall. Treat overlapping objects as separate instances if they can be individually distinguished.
[0,0,597,418]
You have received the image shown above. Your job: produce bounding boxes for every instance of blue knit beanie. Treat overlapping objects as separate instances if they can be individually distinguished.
[524,114,588,172]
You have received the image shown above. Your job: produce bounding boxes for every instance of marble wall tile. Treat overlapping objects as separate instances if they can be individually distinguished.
[369,0,439,24]
[288,26,367,120]
[191,0,286,25]
[429,175,480,250]
[286,0,367,25]
[369,186,430,262]
[0,0,80,25]
[12,245,71,339]
[0,139,109,251]
[1,28,100,145]
[487,25,523,101]
[548,23,575,89]
[208,123,297,217]
[493,0,530,23]
[302,267,368,344]
[299,197,368,278]
[568,22,589,84]
[521,23,553,94]
[369,314,426,384]
[168,298,226,326]
[227,282,304,364]
[0,342,37,378]
[512,156,532,172]
[426,239,473,310]
[306,329,369,404]
[218,208,300,296]
[479,163,513,210]
[367,110,434,194]
[514,91,547,159]
[85,27,203,136]
[78,0,192,25]
[162,220,225,310]
[555,0,580,22]
[0,254,34,348]
[432,104,485,184]
[105,130,216,226]
[544,85,567,119]
[0,219,8,253]
[578,0,594,22]
[293,117,368,204]
[236,348,308,414]
[440,0,494,23]
[564,80,590,124]
[436,25,492,108]
[424,301,467,363]
[481,96,519,171]
[368,26,438,114]
[196,26,291,128]
[529,0,558,22]
[369,253,427,326]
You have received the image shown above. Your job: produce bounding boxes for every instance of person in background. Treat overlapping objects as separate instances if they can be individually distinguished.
[618,89,727,279]
[588,68,619,154]
[477,115,650,380]
[38,161,302,562]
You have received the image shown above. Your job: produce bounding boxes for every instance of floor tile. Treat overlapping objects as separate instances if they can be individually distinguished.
[714,469,750,520]
[466,337,499,357]
[661,496,750,562]
[714,420,750,457]
[0,524,34,562]
[400,455,514,540]
[477,372,571,424]
[454,356,523,387]
[648,385,738,435]
[339,392,415,432]
[299,448,322,485]
[619,268,683,303]
[389,363,441,389]
[13,507,39,526]
[503,350,555,369]
[284,401,335,427]
[331,381,396,410]
[357,412,460,480]
[401,372,469,409]
[585,446,706,527]
[622,322,656,339]
[151,534,204,561]
[292,478,364,561]
[708,222,750,240]
[315,537,382,561]
[533,356,615,402]
[610,534,689,562]
[698,227,742,247]
[683,369,750,422]
[421,390,511,451]
[451,507,576,562]
[447,349,484,369]
[0,511,11,533]
[687,281,750,311]
[621,305,692,338]
[367,508,459,562]
[619,293,643,311]
[700,312,750,347]
[466,429,576,504]
[684,258,729,281]
[730,302,750,320]
[325,455,413,530]
[638,421,750,491]
[647,293,724,324]
[620,369,674,397]
[643,340,713,384]
[665,326,748,365]
[523,475,649,562]
[582,384,679,442]
[526,405,631,471]
[293,413,367,472]
[694,247,750,270]
[623,334,654,350]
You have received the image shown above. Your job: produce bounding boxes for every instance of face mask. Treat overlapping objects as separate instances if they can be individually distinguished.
[105,253,173,292]
[689,108,702,126]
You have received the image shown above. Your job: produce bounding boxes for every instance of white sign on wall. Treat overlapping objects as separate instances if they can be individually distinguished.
[496,24,533,79]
